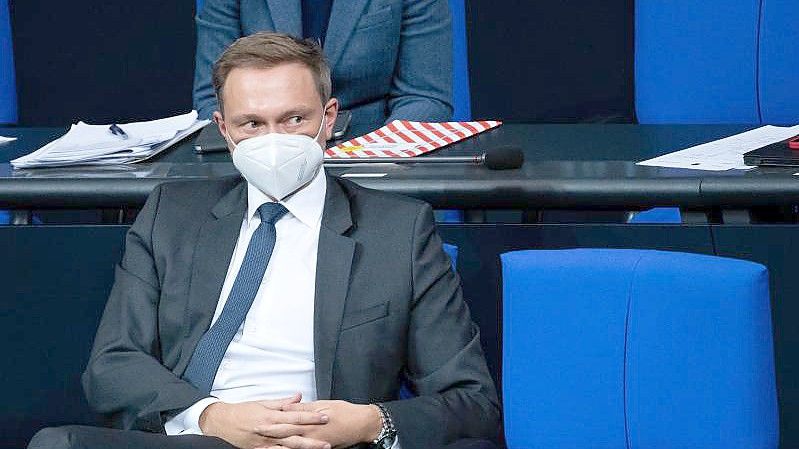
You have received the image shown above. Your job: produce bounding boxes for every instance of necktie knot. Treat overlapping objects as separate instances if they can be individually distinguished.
[258,202,288,224]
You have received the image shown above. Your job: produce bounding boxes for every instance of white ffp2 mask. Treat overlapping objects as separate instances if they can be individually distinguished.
[227,115,325,201]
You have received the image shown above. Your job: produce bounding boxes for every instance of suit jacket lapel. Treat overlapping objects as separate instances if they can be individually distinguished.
[179,180,247,372]
[265,0,302,36]
[324,0,372,68]
[314,176,355,399]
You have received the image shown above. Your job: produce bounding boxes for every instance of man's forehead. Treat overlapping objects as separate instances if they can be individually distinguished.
[222,63,322,106]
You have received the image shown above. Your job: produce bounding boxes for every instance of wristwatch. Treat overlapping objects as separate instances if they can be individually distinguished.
[372,403,398,449]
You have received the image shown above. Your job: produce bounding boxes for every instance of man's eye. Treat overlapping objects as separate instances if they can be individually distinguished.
[247,121,259,128]
[288,116,303,126]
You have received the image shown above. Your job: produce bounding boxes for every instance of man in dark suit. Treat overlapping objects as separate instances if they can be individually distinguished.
[28,33,497,449]
[193,0,453,138]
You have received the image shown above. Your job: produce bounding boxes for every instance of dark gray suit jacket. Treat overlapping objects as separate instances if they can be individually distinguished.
[82,175,499,449]
[193,0,453,138]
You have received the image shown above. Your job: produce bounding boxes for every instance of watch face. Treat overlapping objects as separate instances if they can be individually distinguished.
[378,435,396,449]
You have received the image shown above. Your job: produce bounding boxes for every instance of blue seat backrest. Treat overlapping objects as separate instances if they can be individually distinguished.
[635,1,761,124]
[637,1,799,125]
[759,0,799,124]
[0,0,17,124]
[501,248,778,448]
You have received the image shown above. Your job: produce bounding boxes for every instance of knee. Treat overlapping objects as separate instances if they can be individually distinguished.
[27,426,79,449]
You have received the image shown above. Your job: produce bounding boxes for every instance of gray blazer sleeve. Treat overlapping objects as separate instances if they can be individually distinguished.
[193,0,243,119]
[381,204,500,448]
[81,186,206,432]
[386,0,453,123]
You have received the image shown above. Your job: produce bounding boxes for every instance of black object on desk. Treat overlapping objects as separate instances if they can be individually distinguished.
[743,135,799,167]
[192,123,227,154]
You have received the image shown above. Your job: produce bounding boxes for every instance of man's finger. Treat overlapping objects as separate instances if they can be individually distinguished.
[254,423,305,439]
[277,435,331,449]
[276,410,329,425]
[259,393,302,409]
[281,402,323,412]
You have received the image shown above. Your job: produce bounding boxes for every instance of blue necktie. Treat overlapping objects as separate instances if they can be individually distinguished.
[183,202,289,393]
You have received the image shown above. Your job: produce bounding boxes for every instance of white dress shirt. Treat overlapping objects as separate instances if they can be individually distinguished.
[165,168,326,435]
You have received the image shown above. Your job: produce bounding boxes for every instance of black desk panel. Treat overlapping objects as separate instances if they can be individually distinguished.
[2,124,799,210]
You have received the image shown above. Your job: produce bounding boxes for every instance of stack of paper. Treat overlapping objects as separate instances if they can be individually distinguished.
[326,120,502,158]
[637,125,799,171]
[11,111,208,169]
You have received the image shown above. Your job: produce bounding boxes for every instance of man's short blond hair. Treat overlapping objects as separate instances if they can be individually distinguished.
[212,32,332,112]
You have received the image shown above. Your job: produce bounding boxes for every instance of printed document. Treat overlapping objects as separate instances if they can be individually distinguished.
[637,125,799,171]
[11,111,208,168]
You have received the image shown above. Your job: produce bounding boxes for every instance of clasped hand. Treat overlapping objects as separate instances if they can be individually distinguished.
[199,393,382,449]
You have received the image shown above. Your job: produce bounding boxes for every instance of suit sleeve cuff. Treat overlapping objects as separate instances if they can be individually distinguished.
[164,397,220,435]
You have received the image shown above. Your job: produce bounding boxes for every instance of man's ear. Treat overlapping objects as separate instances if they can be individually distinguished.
[213,111,226,136]
[323,98,339,141]
[213,111,233,152]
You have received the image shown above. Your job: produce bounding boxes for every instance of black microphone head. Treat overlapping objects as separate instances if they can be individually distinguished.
[484,145,524,170]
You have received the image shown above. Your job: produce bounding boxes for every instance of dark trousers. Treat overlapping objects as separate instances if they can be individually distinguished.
[28,425,499,449]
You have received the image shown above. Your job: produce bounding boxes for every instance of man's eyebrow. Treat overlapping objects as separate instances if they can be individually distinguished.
[280,107,315,118]
[232,113,264,123]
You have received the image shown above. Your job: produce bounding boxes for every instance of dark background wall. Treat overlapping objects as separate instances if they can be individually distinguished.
[467,0,634,123]
[9,0,634,126]
[10,1,197,126]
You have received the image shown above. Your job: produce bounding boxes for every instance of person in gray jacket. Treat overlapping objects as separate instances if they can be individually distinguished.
[28,33,497,449]
[193,0,454,139]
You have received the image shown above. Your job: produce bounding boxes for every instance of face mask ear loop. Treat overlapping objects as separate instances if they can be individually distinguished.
[222,123,238,151]
[313,107,327,142]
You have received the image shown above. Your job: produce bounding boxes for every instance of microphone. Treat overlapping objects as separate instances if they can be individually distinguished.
[324,145,524,170]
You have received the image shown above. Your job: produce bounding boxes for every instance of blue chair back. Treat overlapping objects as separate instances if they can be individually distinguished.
[636,1,799,125]
[0,0,17,124]
[759,0,799,124]
[635,1,760,124]
[442,242,458,269]
[501,248,778,449]
[449,0,471,121]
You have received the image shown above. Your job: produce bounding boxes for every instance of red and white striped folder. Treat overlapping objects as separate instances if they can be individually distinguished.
[325,120,502,158]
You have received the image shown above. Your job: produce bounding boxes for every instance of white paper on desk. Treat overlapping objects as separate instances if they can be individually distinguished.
[11,111,208,168]
[637,125,799,171]
[0,135,16,144]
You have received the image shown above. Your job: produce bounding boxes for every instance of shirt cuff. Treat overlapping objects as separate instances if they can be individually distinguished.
[164,397,221,435]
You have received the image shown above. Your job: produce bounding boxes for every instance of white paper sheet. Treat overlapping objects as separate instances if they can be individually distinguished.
[637,125,799,171]
[10,111,208,168]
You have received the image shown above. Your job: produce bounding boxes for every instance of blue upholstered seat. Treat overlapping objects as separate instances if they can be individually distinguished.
[501,248,778,448]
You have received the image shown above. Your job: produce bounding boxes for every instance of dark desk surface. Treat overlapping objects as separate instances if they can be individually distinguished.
[1,124,798,209]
